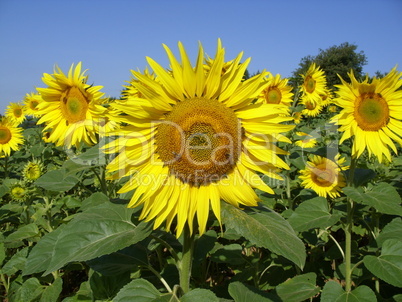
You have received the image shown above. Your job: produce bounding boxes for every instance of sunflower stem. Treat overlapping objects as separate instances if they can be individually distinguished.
[344,156,358,292]
[179,225,195,295]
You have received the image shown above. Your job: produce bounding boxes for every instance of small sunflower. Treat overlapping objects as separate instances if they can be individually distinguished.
[301,98,324,117]
[9,182,29,202]
[258,73,294,112]
[5,102,26,125]
[36,62,107,148]
[295,132,317,148]
[300,63,328,106]
[22,159,44,182]
[292,111,303,124]
[331,67,402,163]
[299,154,347,198]
[0,118,24,157]
[23,92,43,117]
[105,40,294,237]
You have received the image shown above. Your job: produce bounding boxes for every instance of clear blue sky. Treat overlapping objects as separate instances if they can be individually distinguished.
[1,0,401,113]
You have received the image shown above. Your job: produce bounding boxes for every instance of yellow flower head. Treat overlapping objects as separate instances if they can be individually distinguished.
[301,98,325,117]
[36,62,107,148]
[9,182,29,202]
[300,63,328,106]
[23,92,43,117]
[0,118,24,157]
[299,154,347,198]
[22,159,44,182]
[331,66,402,163]
[292,111,303,124]
[295,132,317,148]
[258,73,294,112]
[5,102,26,125]
[104,40,294,237]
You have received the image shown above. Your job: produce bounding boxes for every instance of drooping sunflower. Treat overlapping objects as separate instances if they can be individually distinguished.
[299,154,347,198]
[105,41,294,237]
[22,159,44,182]
[23,92,43,117]
[36,62,107,148]
[258,73,294,112]
[5,102,26,125]
[0,118,24,157]
[331,67,402,163]
[299,63,328,106]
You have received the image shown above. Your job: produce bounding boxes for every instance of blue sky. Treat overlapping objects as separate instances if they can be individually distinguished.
[0,0,401,113]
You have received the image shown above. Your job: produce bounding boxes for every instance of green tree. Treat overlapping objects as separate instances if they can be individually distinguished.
[290,42,367,89]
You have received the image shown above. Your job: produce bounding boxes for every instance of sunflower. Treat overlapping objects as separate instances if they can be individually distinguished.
[9,181,29,202]
[0,118,24,157]
[300,63,328,106]
[23,92,43,117]
[301,98,324,117]
[292,111,303,124]
[295,132,317,148]
[299,154,347,198]
[5,102,26,125]
[105,41,294,237]
[331,67,402,163]
[36,62,107,148]
[258,73,294,112]
[22,159,44,182]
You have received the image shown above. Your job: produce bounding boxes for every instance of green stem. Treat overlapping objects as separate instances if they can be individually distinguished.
[150,234,180,264]
[92,166,108,196]
[345,157,358,292]
[0,273,9,296]
[140,265,172,293]
[179,226,195,295]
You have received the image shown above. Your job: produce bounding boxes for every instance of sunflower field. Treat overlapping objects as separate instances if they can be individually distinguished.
[1,40,401,302]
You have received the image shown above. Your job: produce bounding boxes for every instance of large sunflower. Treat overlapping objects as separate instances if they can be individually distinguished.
[300,63,328,106]
[5,102,26,125]
[331,67,402,163]
[299,154,347,198]
[105,41,294,236]
[0,118,24,157]
[36,62,106,148]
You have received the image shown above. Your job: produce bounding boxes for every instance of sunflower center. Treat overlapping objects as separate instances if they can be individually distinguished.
[60,86,89,124]
[305,76,316,93]
[30,100,39,110]
[305,101,316,110]
[265,87,282,104]
[0,127,12,144]
[14,108,22,118]
[311,164,336,187]
[156,97,242,186]
[354,93,389,131]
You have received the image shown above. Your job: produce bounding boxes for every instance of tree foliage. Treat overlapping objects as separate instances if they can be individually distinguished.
[290,42,368,89]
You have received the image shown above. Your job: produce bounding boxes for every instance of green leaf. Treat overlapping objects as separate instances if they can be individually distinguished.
[288,197,341,232]
[0,242,5,265]
[363,239,402,288]
[24,202,153,276]
[113,278,173,302]
[228,281,279,302]
[35,169,79,192]
[181,288,220,302]
[10,277,43,302]
[80,192,110,211]
[343,183,402,216]
[2,246,29,275]
[221,202,306,269]
[90,270,130,300]
[275,273,320,302]
[321,281,377,302]
[5,223,40,243]
[210,244,245,265]
[40,277,63,302]
[376,217,402,247]
[67,143,107,167]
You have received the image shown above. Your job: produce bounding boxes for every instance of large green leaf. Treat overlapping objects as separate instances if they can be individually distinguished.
[275,273,320,302]
[343,183,402,216]
[4,223,40,243]
[376,217,402,247]
[228,281,279,302]
[113,278,174,302]
[221,202,306,269]
[288,197,341,232]
[181,289,220,302]
[24,202,153,276]
[40,277,63,302]
[2,246,29,275]
[321,281,377,302]
[363,239,402,288]
[34,169,80,192]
